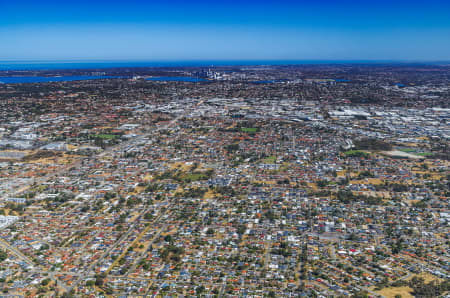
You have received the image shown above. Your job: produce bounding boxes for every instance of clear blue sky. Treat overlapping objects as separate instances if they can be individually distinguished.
[1,0,450,61]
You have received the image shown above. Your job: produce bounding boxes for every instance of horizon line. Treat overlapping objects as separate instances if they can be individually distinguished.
[1,59,449,70]
[1,58,450,62]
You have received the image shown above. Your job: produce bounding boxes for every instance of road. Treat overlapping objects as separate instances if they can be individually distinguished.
[9,158,83,197]
[264,238,272,270]
[68,206,149,291]
[125,222,169,278]
[0,98,207,295]
[218,274,228,298]
[0,238,71,293]
[9,98,206,199]
[326,262,385,298]
[0,238,34,267]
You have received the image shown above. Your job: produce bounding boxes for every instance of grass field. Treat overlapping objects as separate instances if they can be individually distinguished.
[399,148,434,157]
[415,152,434,157]
[343,150,370,158]
[241,127,258,133]
[377,286,413,298]
[89,134,120,140]
[262,155,277,163]
[375,273,443,298]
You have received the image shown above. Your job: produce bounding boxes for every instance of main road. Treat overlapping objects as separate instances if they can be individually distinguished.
[1,98,207,294]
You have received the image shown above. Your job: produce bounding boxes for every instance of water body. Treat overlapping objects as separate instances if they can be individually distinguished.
[146,76,207,82]
[252,80,276,84]
[0,75,122,84]
[252,79,288,84]
[0,60,436,71]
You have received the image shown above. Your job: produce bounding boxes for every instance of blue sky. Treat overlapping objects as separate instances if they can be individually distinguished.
[1,0,450,61]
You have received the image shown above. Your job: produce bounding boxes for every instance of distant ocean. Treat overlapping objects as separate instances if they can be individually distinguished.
[0,60,441,71]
